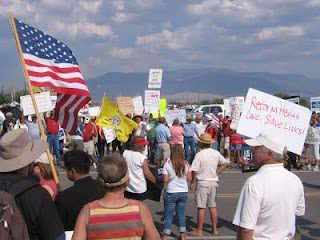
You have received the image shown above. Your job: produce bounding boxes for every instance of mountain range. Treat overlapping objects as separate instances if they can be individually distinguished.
[86,68,319,103]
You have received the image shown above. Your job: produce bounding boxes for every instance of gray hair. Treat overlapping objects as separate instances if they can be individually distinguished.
[260,145,286,161]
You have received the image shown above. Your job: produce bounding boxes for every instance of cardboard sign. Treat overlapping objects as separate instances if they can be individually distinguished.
[132,96,144,115]
[164,109,186,125]
[116,97,134,114]
[237,88,312,155]
[20,91,53,116]
[148,69,163,89]
[305,127,320,144]
[229,97,245,129]
[102,127,117,143]
[145,90,160,113]
[310,97,320,112]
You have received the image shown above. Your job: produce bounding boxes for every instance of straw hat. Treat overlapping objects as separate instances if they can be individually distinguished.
[0,129,48,172]
[196,133,214,144]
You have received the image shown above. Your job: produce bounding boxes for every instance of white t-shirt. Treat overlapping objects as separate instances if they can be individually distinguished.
[233,163,305,240]
[163,159,190,193]
[123,150,147,194]
[191,148,227,182]
[195,122,206,135]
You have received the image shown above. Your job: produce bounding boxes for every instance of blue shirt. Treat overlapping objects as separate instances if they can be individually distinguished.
[26,121,41,140]
[72,121,84,137]
[155,124,171,143]
[183,123,198,137]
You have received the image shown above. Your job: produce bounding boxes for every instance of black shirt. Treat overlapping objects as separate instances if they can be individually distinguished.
[55,176,105,230]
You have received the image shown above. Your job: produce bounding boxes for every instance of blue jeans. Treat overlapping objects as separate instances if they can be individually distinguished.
[212,141,219,150]
[184,137,195,163]
[163,192,188,235]
[47,134,61,164]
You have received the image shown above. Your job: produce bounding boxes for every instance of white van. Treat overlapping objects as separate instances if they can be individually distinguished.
[191,104,225,118]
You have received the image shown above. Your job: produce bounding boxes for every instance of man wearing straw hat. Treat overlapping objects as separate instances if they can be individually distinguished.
[0,129,64,240]
[189,133,228,237]
[233,132,305,239]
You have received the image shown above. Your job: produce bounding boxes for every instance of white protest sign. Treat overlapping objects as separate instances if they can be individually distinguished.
[144,90,160,113]
[286,97,299,105]
[230,97,245,129]
[237,88,312,155]
[164,109,186,125]
[78,104,90,117]
[102,127,116,143]
[224,98,231,117]
[20,91,53,116]
[305,127,320,144]
[310,97,320,112]
[89,107,100,117]
[51,95,57,109]
[148,69,163,89]
[132,96,144,115]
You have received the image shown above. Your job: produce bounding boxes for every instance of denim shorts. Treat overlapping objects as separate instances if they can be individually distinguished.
[230,144,242,151]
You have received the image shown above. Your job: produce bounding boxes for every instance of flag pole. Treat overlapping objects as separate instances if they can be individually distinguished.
[9,13,59,185]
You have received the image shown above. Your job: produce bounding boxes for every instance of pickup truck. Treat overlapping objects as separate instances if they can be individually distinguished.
[191,104,224,118]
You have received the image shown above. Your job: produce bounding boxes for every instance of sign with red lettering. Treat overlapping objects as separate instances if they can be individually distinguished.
[145,90,160,113]
[305,127,320,144]
[237,88,312,155]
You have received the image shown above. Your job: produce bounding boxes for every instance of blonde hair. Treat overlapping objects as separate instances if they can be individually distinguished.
[170,144,187,178]
[37,162,59,181]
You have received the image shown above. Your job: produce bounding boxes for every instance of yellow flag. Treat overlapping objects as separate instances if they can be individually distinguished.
[32,86,45,93]
[96,96,137,143]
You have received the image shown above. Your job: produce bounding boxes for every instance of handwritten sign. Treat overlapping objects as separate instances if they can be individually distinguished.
[116,97,134,114]
[132,96,144,115]
[224,98,231,117]
[229,97,245,129]
[310,97,320,112]
[78,104,90,117]
[20,91,53,116]
[148,69,163,89]
[237,88,312,155]
[164,109,186,125]
[102,127,116,143]
[305,127,320,144]
[145,90,160,113]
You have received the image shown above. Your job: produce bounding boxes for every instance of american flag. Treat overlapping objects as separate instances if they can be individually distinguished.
[210,112,221,128]
[14,18,91,133]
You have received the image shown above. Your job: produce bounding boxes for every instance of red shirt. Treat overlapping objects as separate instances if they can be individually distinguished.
[205,125,218,141]
[83,123,97,142]
[222,122,231,137]
[45,117,59,134]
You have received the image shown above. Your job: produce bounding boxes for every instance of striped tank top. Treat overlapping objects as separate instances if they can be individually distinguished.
[86,200,144,240]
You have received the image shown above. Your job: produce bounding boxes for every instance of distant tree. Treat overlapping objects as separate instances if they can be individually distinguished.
[274,93,290,98]
[200,100,210,105]
[300,97,310,108]
[212,98,223,104]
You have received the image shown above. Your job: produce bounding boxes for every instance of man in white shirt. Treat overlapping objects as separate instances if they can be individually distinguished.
[233,132,305,240]
[189,133,228,237]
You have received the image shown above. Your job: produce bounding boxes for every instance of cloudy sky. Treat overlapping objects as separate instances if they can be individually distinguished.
[1,0,320,90]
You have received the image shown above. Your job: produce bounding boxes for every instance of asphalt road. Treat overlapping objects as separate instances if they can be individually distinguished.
[57,167,320,240]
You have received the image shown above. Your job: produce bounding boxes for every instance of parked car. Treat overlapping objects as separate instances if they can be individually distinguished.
[191,104,225,118]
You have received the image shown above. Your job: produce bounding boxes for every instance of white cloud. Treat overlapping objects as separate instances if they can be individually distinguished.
[307,0,320,7]
[112,12,137,23]
[256,26,305,40]
[78,0,103,13]
[134,0,162,9]
[110,48,134,58]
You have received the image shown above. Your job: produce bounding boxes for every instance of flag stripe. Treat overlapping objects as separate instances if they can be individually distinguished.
[25,58,81,73]
[27,67,84,80]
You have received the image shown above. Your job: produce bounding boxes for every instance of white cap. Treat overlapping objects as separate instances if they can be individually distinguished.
[35,152,51,164]
[245,132,286,155]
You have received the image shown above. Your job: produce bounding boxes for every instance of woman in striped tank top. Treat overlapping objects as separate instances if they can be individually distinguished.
[72,153,161,240]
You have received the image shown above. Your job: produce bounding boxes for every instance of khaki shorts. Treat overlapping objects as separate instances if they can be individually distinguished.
[196,181,219,208]
[84,140,95,155]
[157,143,170,161]
[224,136,230,150]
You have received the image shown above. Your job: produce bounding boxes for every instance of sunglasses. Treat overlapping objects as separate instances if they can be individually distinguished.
[34,163,39,167]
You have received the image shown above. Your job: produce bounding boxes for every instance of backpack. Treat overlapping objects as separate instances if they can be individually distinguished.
[0,174,39,240]
[0,190,30,240]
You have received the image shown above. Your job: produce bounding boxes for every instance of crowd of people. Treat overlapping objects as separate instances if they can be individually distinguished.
[0,107,313,240]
